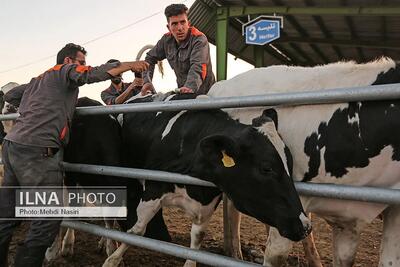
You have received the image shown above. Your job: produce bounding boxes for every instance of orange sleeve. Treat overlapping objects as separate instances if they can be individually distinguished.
[201,64,207,80]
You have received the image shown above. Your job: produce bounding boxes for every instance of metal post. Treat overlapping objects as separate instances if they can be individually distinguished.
[254,46,264,68]
[216,7,228,81]
[216,6,232,257]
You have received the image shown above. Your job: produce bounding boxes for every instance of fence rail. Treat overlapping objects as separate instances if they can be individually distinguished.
[2,83,400,121]
[61,221,262,267]
[2,82,400,266]
[61,162,400,205]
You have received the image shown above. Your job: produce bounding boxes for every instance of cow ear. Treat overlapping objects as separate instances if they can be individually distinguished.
[199,135,238,168]
[252,108,278,129]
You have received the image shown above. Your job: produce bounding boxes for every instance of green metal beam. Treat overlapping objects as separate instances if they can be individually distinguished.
[216,7,228,81]
[228,6,400,17]
[277,36,400,50]
[254,46,264,67]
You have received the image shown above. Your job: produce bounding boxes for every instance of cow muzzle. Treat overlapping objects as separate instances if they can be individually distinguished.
[277,212,312,242]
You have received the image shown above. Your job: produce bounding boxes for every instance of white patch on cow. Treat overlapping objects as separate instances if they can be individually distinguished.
[302,145,400,223]
[256,121,289,176]
[208,57,399,266]
[161,111,186,140]
[379,205,400,267]
[348,112,361,138]
[276,103,349,180]
[116,114,123,126]
[162,186,220,224]
[124,92,150,104]
[196,95,209,99]
[139,179,146,191]
[164,94,177,102]
[299,212,311,231]
[156,93,177,116]
[210,58,395,97]
[348,112,359,125]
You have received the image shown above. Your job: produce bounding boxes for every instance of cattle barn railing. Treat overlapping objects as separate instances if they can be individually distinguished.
[61,162,400,205]
[2,83,400,267]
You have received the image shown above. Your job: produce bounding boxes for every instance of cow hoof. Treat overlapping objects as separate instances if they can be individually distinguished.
[183,259,196,267]
[61,243,74,257]
[106,240,117,256]
[103,255,123,267]
[97,237,106,253]
[45,246,60,261]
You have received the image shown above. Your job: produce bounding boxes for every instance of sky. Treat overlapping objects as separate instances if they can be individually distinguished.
[0,0,253,103]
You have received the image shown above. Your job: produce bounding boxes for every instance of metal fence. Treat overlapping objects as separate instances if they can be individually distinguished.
[2,83,400,266]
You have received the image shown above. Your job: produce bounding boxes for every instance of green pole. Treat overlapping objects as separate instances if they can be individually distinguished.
[216,7,228,81]
[216,7,234,257]
[254,46,264,67]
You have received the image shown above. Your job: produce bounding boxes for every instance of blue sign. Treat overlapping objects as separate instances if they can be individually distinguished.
[245,19,281,45]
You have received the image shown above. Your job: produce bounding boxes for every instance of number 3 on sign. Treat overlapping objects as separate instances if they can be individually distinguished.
[248,25,257,41]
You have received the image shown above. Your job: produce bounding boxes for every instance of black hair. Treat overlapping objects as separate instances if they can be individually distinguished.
[107,59,120,64]
[164,4,188,22]
[56,43,87,64]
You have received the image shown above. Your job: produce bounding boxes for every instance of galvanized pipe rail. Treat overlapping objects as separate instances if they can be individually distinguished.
[1,83,400,121]
[3,83,400,266]
[62,162,400,205]
[61,221,263,267]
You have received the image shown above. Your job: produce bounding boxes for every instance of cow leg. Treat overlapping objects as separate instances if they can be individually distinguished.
[224,198,243,259]
[379,205,400,267]
[264,227,293,267]
[45,228,64,261]
[330,220,365,267]
[183,219,211,267]
[61,228,75,256]
[103,198,162,267]
[301,233,322,267]
[301,213,322,267]
[98,220,117,256]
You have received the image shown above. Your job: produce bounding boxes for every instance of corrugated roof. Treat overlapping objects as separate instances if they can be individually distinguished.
[189,0,400,66]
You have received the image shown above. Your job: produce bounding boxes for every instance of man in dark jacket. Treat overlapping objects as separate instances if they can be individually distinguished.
[141,3,215,95]
[0,43,148,267]
[101,59,144,105]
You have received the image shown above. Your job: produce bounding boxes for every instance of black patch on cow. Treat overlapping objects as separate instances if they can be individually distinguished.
[252,108,278,128]
[302,64,400,181]
[66,97,171,242]
[123,93,222,206]
[372,64,400,86]
[303,132,321,180]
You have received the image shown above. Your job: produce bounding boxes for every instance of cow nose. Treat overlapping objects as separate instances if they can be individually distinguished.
[299,212,312,236]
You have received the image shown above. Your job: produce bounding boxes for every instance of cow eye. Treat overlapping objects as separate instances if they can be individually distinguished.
[260,165,273,174]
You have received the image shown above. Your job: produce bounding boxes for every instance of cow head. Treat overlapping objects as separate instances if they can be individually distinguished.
[191,119,310,242]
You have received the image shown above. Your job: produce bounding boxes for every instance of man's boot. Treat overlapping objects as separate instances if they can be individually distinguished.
[0,238,12,267]
[14,244,47,267]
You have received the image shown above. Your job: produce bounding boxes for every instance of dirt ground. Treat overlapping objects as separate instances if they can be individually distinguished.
[7,203,382,267]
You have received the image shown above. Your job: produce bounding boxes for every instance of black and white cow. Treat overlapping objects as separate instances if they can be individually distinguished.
[208,57,400,267]
[44,97,171,260]
[0,82,21,141]
[103,93,311,267]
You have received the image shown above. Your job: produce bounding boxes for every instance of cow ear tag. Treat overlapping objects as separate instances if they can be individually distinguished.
[221,150,235,168]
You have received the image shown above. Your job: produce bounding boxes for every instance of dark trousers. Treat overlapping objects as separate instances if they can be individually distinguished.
[0,140,63,267]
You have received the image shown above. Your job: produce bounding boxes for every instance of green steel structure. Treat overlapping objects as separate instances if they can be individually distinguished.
[188,0,400,81]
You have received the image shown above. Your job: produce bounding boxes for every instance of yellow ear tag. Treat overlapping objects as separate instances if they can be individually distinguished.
[221,150,235,168]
